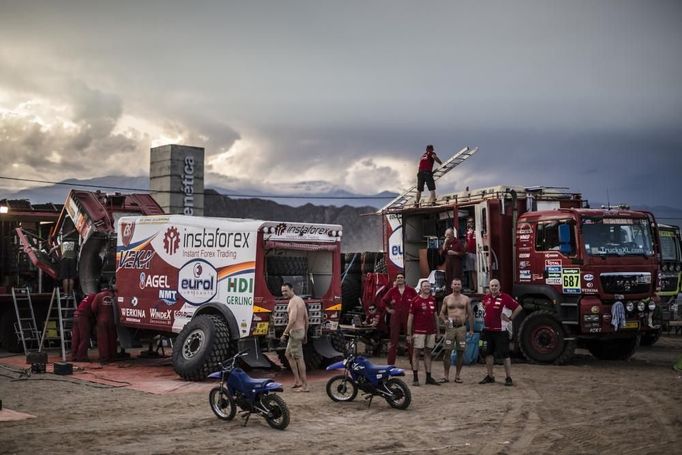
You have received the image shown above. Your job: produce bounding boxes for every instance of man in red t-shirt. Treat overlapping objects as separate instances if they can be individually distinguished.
[407,280,440,386]
[415,145,442,207]
[479,279,522,386]
[381,273,417,366]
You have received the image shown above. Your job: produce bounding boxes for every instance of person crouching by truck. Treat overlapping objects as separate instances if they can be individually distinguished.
[71,293,96,362]
[91,279,117,364]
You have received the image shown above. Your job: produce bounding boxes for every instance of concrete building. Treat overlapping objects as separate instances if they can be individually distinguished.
[149,144,205,216]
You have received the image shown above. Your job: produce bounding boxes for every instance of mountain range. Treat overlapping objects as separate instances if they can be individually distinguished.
[3,176,681,252]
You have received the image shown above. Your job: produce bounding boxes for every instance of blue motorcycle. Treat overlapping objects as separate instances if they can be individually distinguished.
[325,339,411,410]
[208,351,290,430]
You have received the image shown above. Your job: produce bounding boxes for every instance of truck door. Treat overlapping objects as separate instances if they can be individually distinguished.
[532,220,578,292]
[474,202,489,293]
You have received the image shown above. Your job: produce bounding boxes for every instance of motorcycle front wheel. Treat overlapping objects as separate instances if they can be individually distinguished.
[326,375,358,402]
[384,378,411,410]
[209,386,236,420]
[261,394,290,430]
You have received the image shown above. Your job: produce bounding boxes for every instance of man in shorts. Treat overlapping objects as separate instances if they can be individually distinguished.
[479,279,522,386]
[407,280,440,386]
[280,283,310,392]
[439,278,474,383]
[415,144,442,206]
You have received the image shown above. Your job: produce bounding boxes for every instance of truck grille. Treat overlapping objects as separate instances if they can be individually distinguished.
[600,273,652,295]
[271,302,322,327]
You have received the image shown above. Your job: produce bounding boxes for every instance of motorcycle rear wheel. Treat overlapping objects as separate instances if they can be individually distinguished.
[209,386,236,421]
[384,378,411,410]
[326,375,358,402]
[261,394,290,430]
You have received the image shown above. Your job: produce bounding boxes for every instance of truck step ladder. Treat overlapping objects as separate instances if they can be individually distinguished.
[39,288,77,361]
[380,146,478,212]
[11,287,41,355]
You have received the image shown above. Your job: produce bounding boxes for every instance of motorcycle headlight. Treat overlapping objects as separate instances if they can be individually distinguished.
[625,301,634,312]
[648,301,656,311]
[637,301,646,312]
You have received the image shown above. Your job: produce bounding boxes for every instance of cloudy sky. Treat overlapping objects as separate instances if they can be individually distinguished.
[1,0,681,208]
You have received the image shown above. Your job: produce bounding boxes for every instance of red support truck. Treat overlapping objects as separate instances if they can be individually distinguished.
[381,185,660,363]
[115,215,344,380]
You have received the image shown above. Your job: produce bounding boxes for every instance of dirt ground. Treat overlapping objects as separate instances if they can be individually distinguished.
[1,336,681,455]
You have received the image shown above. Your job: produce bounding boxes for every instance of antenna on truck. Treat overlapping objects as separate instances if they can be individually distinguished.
[379,146,478,213]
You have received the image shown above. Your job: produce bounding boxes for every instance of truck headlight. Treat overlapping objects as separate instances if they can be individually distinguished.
[648,301,656,311]
[637,301,646,312]
[625,301,634,312]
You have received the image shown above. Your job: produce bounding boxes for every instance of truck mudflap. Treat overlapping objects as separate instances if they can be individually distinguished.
[313,334,343,360]
[237,337,277,369]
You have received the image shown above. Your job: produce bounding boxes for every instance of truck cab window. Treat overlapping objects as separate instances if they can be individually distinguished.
[536,221,575,254]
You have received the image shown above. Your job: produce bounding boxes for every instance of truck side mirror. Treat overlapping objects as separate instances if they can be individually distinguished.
[558,224,573,255]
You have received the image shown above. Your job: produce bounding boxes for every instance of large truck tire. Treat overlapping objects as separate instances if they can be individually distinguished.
[519,310,573,364]
[342,273,362,313]
[587,336,640,361]
[267,256,308,276]
[172,314,233,381]
[639,328,661,346]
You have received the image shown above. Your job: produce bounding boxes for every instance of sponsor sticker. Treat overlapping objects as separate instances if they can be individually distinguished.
[178,259,218,305]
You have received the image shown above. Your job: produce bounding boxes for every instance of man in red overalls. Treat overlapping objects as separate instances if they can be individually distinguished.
[381,273,417,366]
[72,293,96,362]
[91,281,117,363]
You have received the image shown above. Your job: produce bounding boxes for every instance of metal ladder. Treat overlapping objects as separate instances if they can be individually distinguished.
[39,288,77,361]
[11,287,41,355]
[379,146,479,212]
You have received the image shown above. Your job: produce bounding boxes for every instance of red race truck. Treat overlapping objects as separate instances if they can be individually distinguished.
[115,214,343,380]
[380,185,660,363]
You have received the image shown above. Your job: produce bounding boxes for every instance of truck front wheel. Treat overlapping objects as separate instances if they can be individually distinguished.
[519,310,572,364]
[172,314,233,381]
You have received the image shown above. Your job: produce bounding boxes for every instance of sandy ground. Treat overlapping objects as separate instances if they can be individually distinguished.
[1,336,681,455]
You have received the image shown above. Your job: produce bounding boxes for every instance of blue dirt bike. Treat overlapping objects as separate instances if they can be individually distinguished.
[325,339,411,410]
[208,351,290,430]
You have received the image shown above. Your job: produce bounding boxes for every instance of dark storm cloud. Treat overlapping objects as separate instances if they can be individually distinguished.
[0,1,680,208]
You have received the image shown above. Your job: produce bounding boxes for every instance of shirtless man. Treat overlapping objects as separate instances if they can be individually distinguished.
[280,283,310,392]
[439,278,474,383]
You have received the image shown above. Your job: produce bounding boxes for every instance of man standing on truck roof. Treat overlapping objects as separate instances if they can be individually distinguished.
[439,278,474,383]
[415,145,443,207]
[280,283,310,392]
[381,273,417,366]
[407,280,440,386]
[479,279,522,386]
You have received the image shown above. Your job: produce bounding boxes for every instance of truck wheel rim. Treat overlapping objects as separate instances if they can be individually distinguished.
[183,329,205,359]
[531,326,558,354]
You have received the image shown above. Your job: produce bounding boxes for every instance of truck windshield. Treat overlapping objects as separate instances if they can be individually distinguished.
[660,231,681,262]
[265,249,333,299]
[581,218,655,257]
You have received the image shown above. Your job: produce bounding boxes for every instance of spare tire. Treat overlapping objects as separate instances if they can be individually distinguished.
[172,314,233,381]
[267,256,308,276]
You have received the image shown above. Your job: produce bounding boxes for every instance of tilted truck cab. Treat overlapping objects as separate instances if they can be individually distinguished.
[116,215,343,380]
